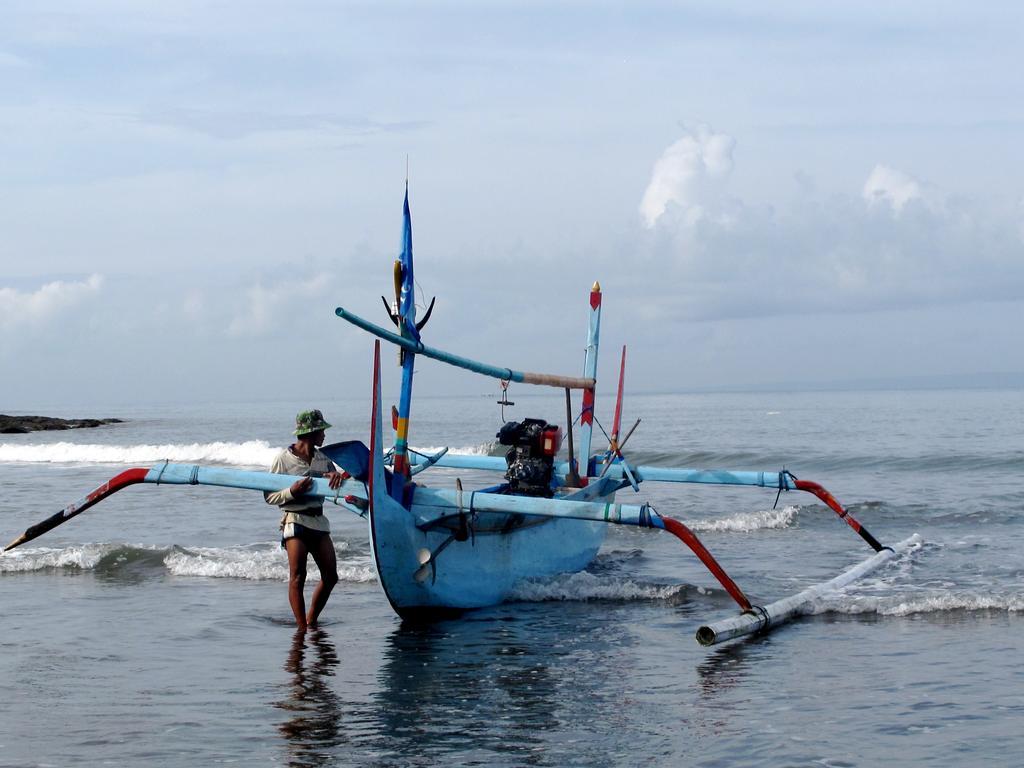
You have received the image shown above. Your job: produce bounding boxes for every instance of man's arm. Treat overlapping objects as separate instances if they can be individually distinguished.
[264,453,314,505]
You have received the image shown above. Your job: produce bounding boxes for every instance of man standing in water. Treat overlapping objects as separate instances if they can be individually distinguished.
[266,409,345,630]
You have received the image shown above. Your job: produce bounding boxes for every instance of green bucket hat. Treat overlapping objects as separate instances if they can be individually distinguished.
[294,408,332,436]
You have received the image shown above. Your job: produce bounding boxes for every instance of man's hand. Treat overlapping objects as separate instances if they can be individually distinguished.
[289,477,314,496]
[325,471,346,490]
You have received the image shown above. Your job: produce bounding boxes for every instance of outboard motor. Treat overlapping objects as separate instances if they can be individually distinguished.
[495,418,563,497]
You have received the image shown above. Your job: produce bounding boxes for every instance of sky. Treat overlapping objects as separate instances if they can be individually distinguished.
[2,1,1023,409]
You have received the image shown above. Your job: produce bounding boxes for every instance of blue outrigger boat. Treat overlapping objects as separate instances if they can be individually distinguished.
[3,186,918,645]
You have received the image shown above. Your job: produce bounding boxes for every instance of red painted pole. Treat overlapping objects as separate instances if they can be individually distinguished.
[660,516,753,611]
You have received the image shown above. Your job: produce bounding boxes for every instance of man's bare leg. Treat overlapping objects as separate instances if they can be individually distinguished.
[285,538,310,631]
[306,535,339,627]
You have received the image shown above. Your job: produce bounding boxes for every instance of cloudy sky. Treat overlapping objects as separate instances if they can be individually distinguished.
[2,1,1023,409]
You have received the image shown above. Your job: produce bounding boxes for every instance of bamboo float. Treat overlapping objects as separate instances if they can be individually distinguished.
[695,533,922,646]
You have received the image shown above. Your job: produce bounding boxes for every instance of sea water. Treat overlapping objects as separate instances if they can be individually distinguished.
[1,389,1023,767]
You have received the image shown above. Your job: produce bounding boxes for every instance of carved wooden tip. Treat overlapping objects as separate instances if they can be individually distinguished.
[3,533,29,552]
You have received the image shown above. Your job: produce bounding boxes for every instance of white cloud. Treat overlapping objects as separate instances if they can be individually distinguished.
[136,107,425,141]
[0,274,103,332]
[182,289,205,321]
[0,49,30,68]
[862,164,923,213]
[639,125,736,228]
[227,274,332,336]
[1018,197,1024,245]
[634,138,1024,322]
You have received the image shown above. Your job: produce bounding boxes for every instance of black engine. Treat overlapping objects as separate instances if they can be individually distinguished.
[496,418,563,497]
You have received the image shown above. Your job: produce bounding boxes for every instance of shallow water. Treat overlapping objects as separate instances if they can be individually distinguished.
[2,389,1023,766]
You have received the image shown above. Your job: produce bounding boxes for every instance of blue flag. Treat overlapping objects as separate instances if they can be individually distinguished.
[399,186,419,342]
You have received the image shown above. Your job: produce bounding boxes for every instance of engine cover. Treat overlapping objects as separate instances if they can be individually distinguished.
[496,418,559,497]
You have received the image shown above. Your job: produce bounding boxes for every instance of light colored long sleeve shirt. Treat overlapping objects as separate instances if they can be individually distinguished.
[264,446,334,533]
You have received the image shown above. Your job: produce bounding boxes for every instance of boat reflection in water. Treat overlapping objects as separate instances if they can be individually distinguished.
[373,615,560,763]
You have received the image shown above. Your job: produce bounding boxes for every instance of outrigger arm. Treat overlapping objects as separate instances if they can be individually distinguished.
[405,453,889,554]
[2,464,370,553]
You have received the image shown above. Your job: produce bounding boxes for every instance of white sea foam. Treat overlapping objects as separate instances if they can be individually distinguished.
[0,440,494,467]
[510,570,685,602]
[165,545,376,583]
[410,443,494,457]
[0,543,127,572]
[0,542,377,583]
[0,440,280,467]
[813,591,1024,616]
[685,505,798,533]
[164,546,294,580]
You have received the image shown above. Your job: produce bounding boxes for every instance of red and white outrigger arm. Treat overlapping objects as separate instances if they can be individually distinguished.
[2,465,370,554]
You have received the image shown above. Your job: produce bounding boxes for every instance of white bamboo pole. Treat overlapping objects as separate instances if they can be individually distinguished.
[695,534,922,646]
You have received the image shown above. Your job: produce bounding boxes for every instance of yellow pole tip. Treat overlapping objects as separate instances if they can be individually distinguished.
[592,281,601,292]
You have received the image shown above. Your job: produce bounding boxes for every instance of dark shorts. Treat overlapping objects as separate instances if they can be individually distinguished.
[281,522,330,550]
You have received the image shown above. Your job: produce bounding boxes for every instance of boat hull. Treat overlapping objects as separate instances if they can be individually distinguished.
[369,496,606,616]
[368,481,610,614]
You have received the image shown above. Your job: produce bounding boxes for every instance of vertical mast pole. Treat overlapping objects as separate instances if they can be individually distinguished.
[610,345,626,454]
[564,388,581,487]
[577,282,602,479]
[390,184,417,503]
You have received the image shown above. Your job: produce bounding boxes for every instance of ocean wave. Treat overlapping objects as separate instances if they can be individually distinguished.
[0,541,377,583]
[510,571,688,602]
[0,440,495,467]
[165,544,376,583]
[814,591,1024,616]
[685,505,798,533]
[625,449,1024,474]
[0,440,280,467]
[0,542,155,572]
[410,443,495,457]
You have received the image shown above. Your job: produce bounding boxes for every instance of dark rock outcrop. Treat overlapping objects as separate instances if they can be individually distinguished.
[0,415,124,434]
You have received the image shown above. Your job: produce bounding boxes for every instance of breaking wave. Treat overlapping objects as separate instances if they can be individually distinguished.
[813,590,1024,616]
[510,571,690,602]
[0,440,494,467]
[0,440,279,467]
[0,542,164,572]
[685,505,799,533]
[410,443,494,457]
[0,542,376,583]
[626,449,1024,474]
